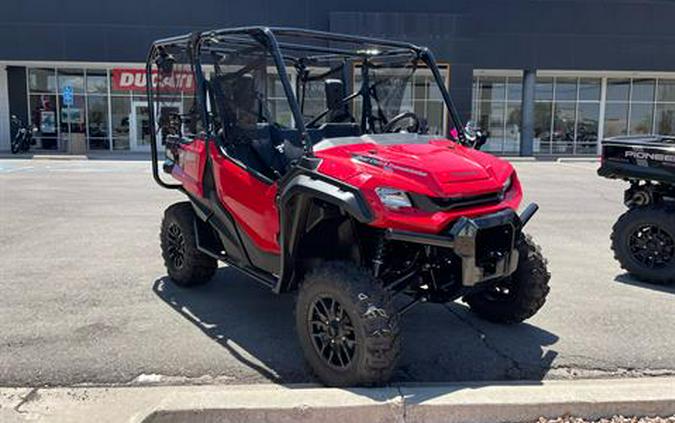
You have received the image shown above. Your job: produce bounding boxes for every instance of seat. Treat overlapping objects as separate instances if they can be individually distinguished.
[212,73,305,179]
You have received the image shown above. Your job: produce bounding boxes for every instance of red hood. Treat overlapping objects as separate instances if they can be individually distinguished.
[314,134,513,198]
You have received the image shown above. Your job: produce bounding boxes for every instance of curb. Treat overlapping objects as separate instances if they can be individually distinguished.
[557,157,600,163]
[2,377,674,423]
[32,154,89,161]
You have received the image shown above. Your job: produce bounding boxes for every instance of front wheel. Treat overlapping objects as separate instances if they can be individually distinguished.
[295,262,400,387]
[611,206,675,285]
[160,202,217,287]
[10,136,21,154]
[463,234,551,324]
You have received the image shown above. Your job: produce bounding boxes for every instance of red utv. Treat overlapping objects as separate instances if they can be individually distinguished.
[146,27,550,386]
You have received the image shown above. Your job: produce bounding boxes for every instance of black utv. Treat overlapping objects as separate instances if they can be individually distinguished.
[598,136,675,284]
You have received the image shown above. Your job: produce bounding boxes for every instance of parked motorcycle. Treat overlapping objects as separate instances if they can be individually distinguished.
[10,115,37,154]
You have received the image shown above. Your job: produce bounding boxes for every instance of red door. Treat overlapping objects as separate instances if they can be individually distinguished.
[208,143,281,255]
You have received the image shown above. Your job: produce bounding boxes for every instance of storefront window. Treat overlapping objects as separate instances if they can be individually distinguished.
[535,77,553,101]
[576,103,600,154]
[630,103,654,135]
[473,74,523,154]
[603,103,628,138]
[86,70,108,94]
[504,103,522,154]
[29,68,57,94]
[604,77,670,137]
[552,102,575,154]
[606,78,630,102]
[534,76,601,154]
[29,94,58,149]
[656,103,675,135]
[111,96,131,150]
[534,102,552,153]
[87,96,110,149]
[657,80,675,102]
[579,78,601,101]
[632,79,655,102]
[58,68,85,94]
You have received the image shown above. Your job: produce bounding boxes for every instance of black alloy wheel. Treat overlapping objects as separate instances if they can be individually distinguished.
[308,296,357,369]
[166,223,186,269]
[611,206,675,285]
[295,262,400,386]
[628,224,674,269]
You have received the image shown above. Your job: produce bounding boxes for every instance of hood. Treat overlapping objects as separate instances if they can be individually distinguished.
[314,133,513,197]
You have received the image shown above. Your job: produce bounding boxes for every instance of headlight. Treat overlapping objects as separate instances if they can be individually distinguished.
[375,187,412,209]
[502,174,513,193]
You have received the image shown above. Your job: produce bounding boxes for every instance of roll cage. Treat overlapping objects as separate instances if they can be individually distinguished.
[145,26,466,189]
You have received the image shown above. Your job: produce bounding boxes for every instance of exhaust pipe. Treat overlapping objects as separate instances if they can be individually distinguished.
[519,203,539,227]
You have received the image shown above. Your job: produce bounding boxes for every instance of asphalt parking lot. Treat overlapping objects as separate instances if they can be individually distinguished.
[0,158,673,387]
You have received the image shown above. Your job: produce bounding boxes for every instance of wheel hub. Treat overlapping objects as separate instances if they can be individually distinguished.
[308,297,356,369]
[167,223,186,269]
[629,224,674,268]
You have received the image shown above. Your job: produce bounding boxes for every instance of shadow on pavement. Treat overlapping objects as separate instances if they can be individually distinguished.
[614,273,675,294]
[153,266,559,385]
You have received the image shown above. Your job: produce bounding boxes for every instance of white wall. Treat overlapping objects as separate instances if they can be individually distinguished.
[0,65,9,152]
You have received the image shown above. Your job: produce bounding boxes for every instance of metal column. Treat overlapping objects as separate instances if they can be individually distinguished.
[0,65,9,152]
[520,69,536,156]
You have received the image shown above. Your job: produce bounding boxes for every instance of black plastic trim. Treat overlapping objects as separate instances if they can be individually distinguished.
[275,168,374,293]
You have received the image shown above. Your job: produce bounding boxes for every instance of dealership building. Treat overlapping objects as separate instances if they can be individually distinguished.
[1,0,674,156]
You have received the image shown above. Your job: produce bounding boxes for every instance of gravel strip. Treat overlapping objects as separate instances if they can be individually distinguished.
[537,416,675,423]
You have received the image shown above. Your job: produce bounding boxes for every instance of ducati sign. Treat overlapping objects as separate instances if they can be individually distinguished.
[112,68,195,93]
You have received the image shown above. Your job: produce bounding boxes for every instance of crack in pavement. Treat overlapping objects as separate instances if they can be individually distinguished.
[13,387,38,414]
[443,304,524,378]
[443,305,675,380]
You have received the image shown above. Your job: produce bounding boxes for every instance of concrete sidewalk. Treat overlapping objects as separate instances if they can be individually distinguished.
[1,377,673,423]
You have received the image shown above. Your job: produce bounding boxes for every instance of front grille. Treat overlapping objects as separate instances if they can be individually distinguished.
[410,191,504,212]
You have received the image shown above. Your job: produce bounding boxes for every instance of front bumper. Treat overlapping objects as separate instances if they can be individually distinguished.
[384,204,538,287]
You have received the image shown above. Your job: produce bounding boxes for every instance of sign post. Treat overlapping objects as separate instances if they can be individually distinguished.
[62,84,74,152]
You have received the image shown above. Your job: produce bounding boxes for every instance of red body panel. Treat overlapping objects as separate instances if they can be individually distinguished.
[171,136,521,253]
[172,138,208,197]
[207,144,281,253]
[315,137,522,233]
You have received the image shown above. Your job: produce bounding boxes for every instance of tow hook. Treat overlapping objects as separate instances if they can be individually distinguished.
[519,203,539,227]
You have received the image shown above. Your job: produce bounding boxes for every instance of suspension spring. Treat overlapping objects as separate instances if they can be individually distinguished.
[372,234,386,278]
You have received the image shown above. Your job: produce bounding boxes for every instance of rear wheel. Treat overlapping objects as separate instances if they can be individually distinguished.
[160,202,217,287]
[295,262,400,387]
[463,234,551,324]
[612,206,675,285]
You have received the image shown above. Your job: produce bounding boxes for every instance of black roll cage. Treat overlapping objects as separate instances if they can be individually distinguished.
[145,26,466,190]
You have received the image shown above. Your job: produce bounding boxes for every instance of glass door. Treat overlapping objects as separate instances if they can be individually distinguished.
[129,102,151,151]
[129,102,182,152]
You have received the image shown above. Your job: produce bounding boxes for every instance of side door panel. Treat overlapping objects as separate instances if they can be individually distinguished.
[171,138,207,197]
[208,143,281,256]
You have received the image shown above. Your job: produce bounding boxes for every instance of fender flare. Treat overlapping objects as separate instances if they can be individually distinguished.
[276,172,373,293]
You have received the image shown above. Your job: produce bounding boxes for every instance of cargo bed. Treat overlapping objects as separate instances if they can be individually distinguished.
[598,136,675,184]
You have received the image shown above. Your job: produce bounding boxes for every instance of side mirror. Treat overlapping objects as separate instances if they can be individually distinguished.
[464,120,489,150]
[324,79,345,111]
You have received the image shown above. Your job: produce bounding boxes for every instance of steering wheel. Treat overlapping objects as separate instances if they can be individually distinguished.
[382,111,421,133]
